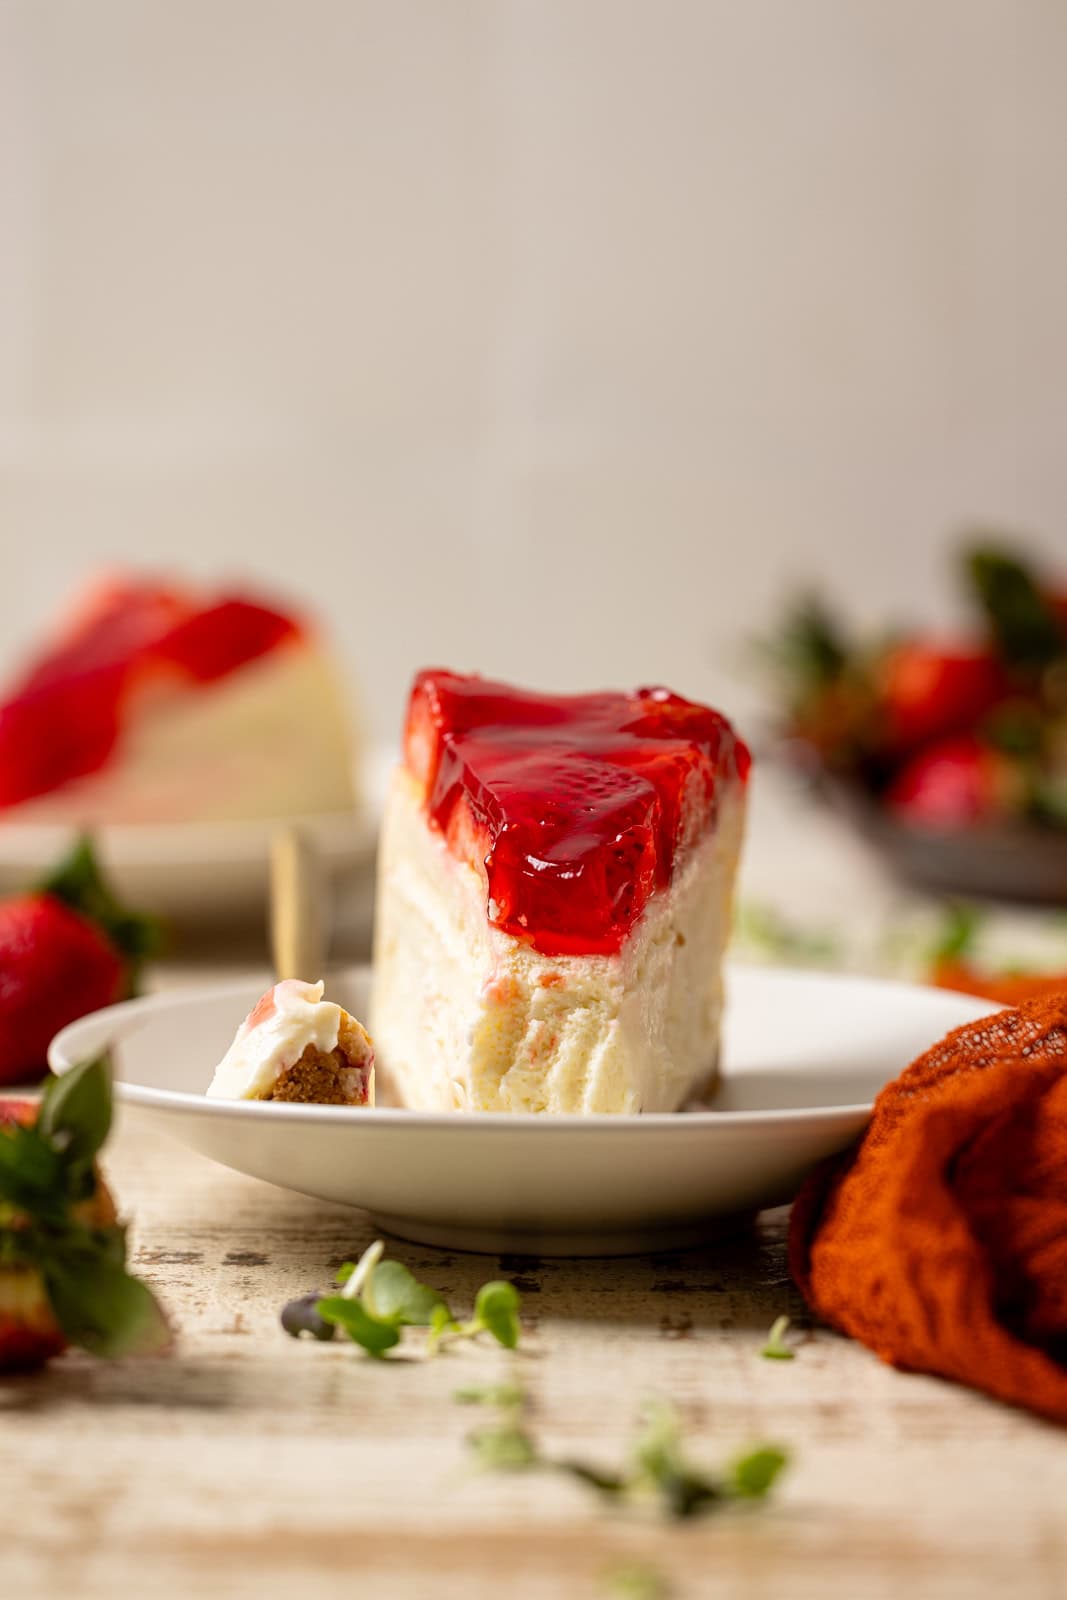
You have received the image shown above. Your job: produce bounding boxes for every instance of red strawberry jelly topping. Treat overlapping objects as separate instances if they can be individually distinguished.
[0,580,303,809]
[404,670,750,957]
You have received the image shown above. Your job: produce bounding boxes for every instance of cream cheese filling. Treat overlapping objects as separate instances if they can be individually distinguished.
[371,768,746,1115]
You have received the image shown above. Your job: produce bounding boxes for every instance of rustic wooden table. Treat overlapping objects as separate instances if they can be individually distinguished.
[7,773,1067,1600]
[5,1115,1065,1600]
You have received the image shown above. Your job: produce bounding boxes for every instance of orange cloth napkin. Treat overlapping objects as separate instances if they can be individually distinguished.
[933,960,1067,1007]
[789,994,1067,1424]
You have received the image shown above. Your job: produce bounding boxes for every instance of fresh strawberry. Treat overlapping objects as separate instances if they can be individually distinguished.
[0,836,159,1087]
[874,641,1005,755]
[0,898,124,1084]
[759,597,877,762]
[0,1095,119,1368]
[886,735,1015,826]
[0,1266,68,1368]
[0,1059,168,1370]
[0,1100,64,1366]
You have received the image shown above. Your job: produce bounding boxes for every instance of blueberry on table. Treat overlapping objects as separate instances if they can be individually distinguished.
[280,1293,336,1341]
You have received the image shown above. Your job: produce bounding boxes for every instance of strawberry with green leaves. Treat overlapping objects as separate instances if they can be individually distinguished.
[885,734,1020,826]
[0,836,158,1086]
[874,642,1006,756]
[0,1054,169,1370]
[763,541,1067,834]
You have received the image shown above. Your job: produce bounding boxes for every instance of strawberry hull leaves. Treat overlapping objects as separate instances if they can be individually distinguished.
[40,834,163,997]
[0,1120,68,1219]
[44,1243,169,1359]
[37,1051,113,1172]
[0,1056,169,1366]
[0,1058,114,1220]
[966,547,1065,675]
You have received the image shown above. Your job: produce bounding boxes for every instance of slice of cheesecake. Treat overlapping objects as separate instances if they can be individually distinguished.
[372,671,750,1114]
[0,576,357,823]
[207,980,375,1105]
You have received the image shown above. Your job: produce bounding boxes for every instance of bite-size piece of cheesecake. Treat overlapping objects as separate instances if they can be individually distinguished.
[207,980,374,1105]
[372,671,750,1115]
[0,576,357,823]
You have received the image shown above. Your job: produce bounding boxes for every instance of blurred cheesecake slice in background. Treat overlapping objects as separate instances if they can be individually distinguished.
[372,669,750,1115]
[0,577,358,823]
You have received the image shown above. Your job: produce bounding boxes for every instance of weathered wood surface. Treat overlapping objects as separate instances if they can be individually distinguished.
[4,1117,1065,1600]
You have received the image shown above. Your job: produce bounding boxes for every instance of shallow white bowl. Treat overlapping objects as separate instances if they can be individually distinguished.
[50,964,995,1256]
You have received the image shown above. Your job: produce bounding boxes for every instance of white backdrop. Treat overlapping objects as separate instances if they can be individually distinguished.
[1,0,1064,742]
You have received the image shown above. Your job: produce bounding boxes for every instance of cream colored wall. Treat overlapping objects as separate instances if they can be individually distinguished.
[1,1,1064,741]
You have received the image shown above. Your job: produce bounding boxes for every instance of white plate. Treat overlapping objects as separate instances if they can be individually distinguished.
[0,809,377,923]
[49,965,996,1256]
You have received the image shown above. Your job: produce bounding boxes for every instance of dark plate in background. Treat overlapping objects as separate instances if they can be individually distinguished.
[823,777,1067,905]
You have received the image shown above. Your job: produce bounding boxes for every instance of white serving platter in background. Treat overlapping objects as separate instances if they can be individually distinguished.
[50,964,996,1256]
[0,807,377,923]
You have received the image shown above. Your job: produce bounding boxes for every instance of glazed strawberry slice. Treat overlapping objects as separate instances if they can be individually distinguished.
[0,578,302,810]
[404,671,750,957]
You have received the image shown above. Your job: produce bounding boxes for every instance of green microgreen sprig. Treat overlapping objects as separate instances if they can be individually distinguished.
[733,901,842,966]
[603,1562,672,1600]
[461,1386,789,1523]
[761,1314,796,1361]
[453,1379,527,1408]
[428,1280,522,1353]
[280,1241,522,1360]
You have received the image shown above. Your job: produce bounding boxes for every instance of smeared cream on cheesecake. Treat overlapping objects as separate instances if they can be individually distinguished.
[372,671,750,1115]
[207,980,374,1105]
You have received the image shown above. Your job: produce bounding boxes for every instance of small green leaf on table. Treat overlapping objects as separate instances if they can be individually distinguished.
[473,1280,522,1348]
[761,1314,796,1361]
[316,1296,402,1358]
[363,1259,449,1327]
[728,1445,790,1499]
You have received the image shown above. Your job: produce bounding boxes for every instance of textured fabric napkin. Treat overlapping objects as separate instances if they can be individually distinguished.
[789,995,1067,1425]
